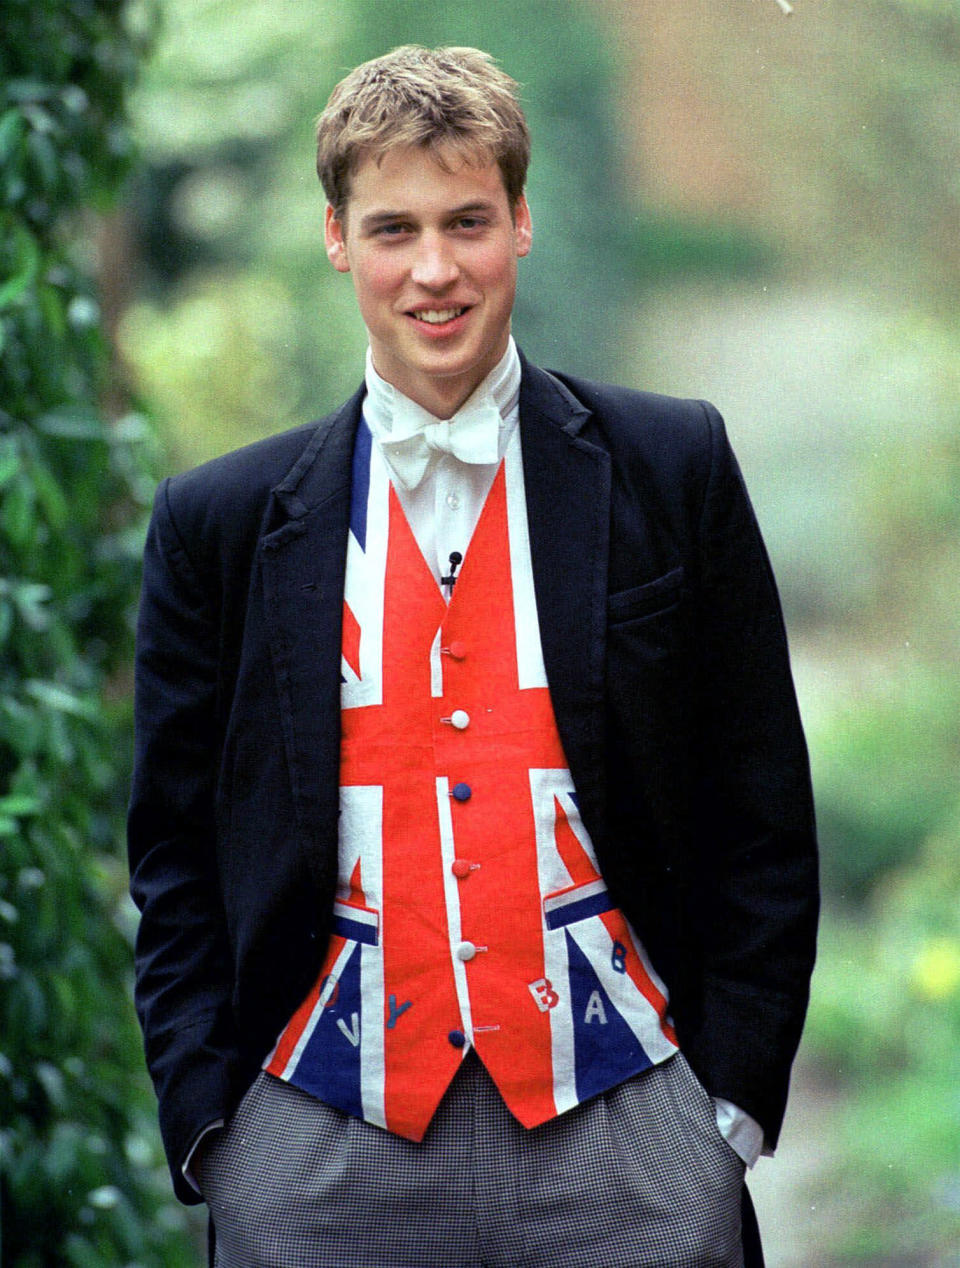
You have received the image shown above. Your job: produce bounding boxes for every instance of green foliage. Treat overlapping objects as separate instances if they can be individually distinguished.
[808,355,960,900]
[0,2,196,1262]
[798,325,960,1257]
[804,811,960,1259]
[812,663,959,899]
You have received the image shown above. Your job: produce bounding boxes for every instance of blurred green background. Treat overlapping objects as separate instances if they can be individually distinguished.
[2,0,958,1263]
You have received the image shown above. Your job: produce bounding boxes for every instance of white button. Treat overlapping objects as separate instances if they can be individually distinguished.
[446,492,460,510]
[456,941,477,961]
[450,709,470,730]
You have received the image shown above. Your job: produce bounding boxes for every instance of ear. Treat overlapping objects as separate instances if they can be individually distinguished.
[324,204,351,273]
[514,194,532,258]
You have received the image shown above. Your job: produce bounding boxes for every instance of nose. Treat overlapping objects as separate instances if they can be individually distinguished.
[410,232,459,289]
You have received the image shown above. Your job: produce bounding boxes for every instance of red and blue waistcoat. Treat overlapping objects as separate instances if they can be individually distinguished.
[265,419,678,1138]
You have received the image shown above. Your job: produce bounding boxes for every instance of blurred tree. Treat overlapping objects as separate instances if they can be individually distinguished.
[0,1,196,1263]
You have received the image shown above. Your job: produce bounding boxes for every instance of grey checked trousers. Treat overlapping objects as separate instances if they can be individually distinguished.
[200,1051,746,1267]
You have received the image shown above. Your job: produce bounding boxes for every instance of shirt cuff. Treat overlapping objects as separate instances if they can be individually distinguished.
[181,1119,225,1195]
[713,1098,767,1168]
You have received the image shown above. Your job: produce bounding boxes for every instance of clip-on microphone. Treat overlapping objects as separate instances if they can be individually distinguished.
[441,551,463,596]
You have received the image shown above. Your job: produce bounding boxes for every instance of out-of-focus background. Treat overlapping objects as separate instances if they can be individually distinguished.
[2,1,958,1263]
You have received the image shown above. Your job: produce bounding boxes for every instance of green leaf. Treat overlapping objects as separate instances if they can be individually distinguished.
[0,600,12,647]
[23,679,98,720]
[0,698,44,756]
[0,222,41,309]
[34,1061,66,1110]
[0,943,18,981]
[27,456,70,530]
[21,104,58,137]
[0,793,41,817]
[26,131,59,193]
[0,109,25,165]
[37,282,67,340]
[7,760,41,800]
[0,435,20,488]
[0,474,36,546]
[35,407,108,441]
[4,80,52,105]
[12,582,53,632]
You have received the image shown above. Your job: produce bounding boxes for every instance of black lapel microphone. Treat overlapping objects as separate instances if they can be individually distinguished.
[441,551,463,596]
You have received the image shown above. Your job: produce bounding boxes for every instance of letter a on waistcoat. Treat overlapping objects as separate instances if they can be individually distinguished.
[264,420,678,1138]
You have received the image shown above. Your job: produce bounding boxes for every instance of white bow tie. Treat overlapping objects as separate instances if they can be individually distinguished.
[378,397,502,490]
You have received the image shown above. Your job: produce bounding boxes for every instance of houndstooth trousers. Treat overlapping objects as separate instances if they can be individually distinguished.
[199,1050,748,1268]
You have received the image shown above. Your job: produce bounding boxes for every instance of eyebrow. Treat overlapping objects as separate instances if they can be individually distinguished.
[358,200,500,233]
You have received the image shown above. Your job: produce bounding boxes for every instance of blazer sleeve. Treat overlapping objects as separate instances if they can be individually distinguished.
[682,403,819,1147]
[127,478,241,1204]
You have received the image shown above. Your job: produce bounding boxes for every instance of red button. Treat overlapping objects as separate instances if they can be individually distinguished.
[451,859,473,879]
[447,640,466,660]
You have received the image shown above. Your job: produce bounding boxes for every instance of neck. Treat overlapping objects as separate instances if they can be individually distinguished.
[370,337,512,420]
[364,337,520,432]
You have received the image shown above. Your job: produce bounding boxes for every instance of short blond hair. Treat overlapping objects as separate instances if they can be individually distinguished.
[316,45,530,220]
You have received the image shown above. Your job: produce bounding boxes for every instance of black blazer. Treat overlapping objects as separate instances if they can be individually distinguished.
[128,354,818,1203]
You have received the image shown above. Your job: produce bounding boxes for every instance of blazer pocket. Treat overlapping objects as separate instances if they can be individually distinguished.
[608,566,685,623]
[331,898,380,947]
[543,878,615,931]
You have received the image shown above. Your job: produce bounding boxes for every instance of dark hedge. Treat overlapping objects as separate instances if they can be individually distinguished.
[0,2,195,1263]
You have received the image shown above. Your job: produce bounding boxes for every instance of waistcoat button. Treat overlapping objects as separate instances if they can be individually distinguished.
[450,709,470,730]
[456,940,477,961]
[451,782,472,802]
[448,1029,466,1048]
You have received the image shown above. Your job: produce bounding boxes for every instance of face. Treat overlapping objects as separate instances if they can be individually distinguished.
[325,144,532,418]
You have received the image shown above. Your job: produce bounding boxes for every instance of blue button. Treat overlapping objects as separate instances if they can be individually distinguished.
[452,782,472,802]
[448,1029,466,1048]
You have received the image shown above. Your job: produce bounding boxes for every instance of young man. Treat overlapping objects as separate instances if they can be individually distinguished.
[129,45,818,1267]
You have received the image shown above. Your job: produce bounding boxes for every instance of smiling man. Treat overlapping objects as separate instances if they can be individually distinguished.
[129,45,818,1268]
[325,143,531,418]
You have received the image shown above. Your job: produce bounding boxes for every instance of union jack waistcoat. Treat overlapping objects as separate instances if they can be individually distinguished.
[265,419,678,1139]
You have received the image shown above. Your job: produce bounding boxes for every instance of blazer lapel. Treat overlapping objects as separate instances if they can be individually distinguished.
[518,355,612,848]
[259,387,363,886]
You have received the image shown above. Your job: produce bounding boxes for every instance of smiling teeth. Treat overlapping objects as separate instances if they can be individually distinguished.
[414,308,464,323]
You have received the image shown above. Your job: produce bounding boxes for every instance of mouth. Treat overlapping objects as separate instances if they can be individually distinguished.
[406,305,471,333]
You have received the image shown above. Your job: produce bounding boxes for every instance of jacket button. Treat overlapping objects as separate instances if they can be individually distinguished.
[451,859,473,879]
[448,1029,466,1048]
[447,640,466,660]
[450,709,470,730]
[456,940,477,961]
[451,782,472,802]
